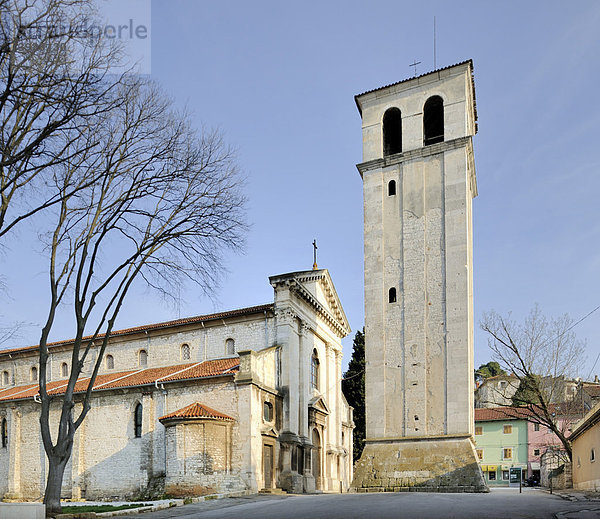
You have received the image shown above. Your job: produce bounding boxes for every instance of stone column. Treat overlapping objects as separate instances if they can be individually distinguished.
[276,308,304,492]
[6,407,21,500]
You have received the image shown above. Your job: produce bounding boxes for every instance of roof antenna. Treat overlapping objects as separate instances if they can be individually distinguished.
[433,15,437,70]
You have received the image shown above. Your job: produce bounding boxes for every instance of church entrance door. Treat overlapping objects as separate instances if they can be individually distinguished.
[312,429,321,490]
[263,443,273,489]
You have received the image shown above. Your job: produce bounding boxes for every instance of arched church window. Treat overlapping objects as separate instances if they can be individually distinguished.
[311,349,320,390]
[2,371,9,386]
[60,363,68,378]
[30,366,38,382]
[1,418,6,448]
[225,338,235,356]
[383,107,402,156]
[181,343,191,361]
[134,403,143,438]
[139,349,148,367]
[106,354,114,370]
[388,180,396,196]
[423,95,444,146]
[389,287,397,303]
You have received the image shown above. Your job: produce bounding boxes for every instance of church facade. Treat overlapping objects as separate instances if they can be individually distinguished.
[0,269,353,500]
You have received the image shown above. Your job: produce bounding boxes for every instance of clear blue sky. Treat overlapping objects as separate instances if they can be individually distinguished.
[2,0,600,375]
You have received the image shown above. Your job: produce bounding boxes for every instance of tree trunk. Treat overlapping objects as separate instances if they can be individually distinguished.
[43,452,70,515]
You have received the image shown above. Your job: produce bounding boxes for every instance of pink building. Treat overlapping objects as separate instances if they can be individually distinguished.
[527,418,567,481]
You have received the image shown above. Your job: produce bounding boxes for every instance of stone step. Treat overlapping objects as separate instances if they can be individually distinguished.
[258,488,287,495]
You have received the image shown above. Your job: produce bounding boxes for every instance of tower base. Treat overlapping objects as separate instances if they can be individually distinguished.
[352,435,488,493]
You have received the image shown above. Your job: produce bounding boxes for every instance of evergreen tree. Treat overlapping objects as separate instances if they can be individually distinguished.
[342,328,365,462]
[475,361,506,383]
[512,374,540,406]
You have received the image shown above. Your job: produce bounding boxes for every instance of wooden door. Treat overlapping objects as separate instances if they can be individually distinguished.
[263,443,273,489]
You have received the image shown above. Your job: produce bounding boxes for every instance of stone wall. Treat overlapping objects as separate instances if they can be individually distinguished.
[0,377,246,500]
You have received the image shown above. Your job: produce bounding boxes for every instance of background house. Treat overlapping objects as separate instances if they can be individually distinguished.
[475,375,519,408]
[474,408,528,486]
[570,399,600,490]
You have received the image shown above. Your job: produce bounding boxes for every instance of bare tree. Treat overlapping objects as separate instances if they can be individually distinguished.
[0,0,127,239]
[481,305,586,460]
[37,77,246,513]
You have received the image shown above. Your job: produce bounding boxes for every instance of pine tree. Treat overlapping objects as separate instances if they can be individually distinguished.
[342,328,365,462]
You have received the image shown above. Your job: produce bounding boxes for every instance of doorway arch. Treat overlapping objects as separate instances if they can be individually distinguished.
[312,428,321,490]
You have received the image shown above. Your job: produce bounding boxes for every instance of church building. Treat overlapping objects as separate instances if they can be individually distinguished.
[0,269,353,500]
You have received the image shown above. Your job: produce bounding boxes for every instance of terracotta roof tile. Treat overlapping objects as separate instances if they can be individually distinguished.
[475,407,532,421]
[0,358,239,402]
[0,304,273,357]
[159,402,234,422]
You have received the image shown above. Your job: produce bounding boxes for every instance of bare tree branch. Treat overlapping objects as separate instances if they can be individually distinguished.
[481,305,587,461]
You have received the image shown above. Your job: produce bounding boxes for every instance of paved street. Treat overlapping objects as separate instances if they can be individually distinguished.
[137,489,600,519]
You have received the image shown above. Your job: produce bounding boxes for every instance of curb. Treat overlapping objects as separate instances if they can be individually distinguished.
[92,490,250,517]
[555,509,600,519]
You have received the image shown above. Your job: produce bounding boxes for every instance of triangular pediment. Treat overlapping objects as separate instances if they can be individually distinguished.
[261,426,279,438]
[269,269,351,338]
[309,395,330,415]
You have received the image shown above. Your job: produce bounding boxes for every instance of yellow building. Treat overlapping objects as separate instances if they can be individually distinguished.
[571,400,600,490]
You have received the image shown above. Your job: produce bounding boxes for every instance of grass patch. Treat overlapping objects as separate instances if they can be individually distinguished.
[60,503,152,513]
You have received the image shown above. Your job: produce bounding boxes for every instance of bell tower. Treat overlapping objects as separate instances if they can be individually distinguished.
[352,60,487,492]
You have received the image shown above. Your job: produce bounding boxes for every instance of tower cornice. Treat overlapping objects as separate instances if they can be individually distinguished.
[356,136,478,198]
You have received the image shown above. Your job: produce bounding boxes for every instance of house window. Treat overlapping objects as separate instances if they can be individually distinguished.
[534,423,540,432]
[138,349,148,367]
[503,448,513,460]
[423,95,444,146]
[499,380,507,389]
[225,338,235,356]
[534,449,540,457]
[488,470,496,481]
[388,287,397,303]
[591,448,596,462]
[1,418,7,448]
[388,180,396,196]
[106,354,114,370]
[263,401,273,422]
[134,403,143,438]
[503,425,512,434]
[311,349,320,390]
[383,107,402,156]
[181,343,191,361]
[2,371,8,386]
[476,449,483,460]
[475,426,483,435]
[502,470,509,481]
[30,366,38,382]
[60,363,68,377]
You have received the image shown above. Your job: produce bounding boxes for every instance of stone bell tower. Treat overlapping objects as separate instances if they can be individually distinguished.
[352,60,487,492]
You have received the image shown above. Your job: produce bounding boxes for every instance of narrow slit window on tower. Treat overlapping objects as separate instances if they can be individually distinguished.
[2,371,8,386]
[30,366,37,382]
[388,180,396,196]
[423,95,444,146]
[225,338,235,356]
[389,287,397,303]
[134,403,143,438]
[60,362,68,378]
[106,354,114,370]
[383,107,402,156]
[1,417,6,448]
